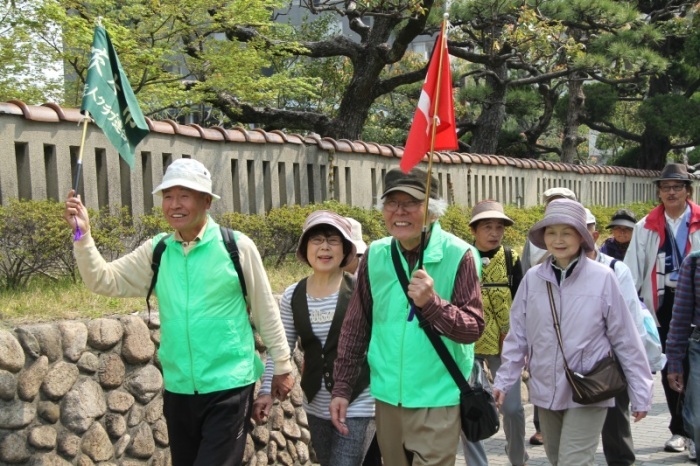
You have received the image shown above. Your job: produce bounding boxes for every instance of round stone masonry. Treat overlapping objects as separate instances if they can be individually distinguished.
[0,313,316,465]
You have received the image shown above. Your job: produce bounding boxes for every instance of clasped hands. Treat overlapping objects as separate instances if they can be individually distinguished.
[252,372,294,424]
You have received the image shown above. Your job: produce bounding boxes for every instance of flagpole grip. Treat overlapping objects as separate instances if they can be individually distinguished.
[73,113,91,193]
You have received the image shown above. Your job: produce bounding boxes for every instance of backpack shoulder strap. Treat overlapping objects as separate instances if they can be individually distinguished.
[220,226,248,299]
[147,234,172,318]
[504,246,513,285]
[504,246,514,297]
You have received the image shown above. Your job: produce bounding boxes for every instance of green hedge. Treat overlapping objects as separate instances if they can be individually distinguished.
[0,199,657,290]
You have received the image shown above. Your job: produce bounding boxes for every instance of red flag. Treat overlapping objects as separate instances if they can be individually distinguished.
[400,25,458,173]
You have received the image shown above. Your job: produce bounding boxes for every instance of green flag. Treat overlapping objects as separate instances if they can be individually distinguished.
[81,25,149,168]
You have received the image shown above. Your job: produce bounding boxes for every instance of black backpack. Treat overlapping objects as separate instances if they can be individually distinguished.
[145,226,248,317]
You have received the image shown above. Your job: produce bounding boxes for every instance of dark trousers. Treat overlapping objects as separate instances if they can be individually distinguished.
[659,288,690,437]
[163,384,254,466]
[602,389,635,466]
[362,434,383,466]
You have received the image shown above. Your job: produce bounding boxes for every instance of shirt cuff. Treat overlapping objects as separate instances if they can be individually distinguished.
[331,382,353,400]
[419,294,441,320]
[272,359,293,375]
[73,231,95,249]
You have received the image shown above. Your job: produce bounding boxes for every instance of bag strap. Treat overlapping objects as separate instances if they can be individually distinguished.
[546,282,570,369]
[220,227,248,299]
[146,234,171,320]
[390,239,473,393]
[547,282,588,398]
[504,246,514,298]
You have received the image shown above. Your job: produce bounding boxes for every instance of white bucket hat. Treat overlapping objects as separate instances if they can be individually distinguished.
[345,217,368,255]
[152,158,220,200]
[584,208,596,226]
[542,187,577,204]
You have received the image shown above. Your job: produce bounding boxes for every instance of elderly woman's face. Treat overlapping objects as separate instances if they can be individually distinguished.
[544,224,583,268]
[658,181,689,212]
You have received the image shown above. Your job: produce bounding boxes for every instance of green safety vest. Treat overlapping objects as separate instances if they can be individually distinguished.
[153,220,262,394]
[367,222,478,407]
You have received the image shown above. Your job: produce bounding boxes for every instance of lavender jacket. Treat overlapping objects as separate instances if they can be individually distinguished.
[494,251,654,412]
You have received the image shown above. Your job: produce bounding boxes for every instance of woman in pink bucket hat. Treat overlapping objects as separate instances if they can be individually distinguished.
[253,210,378,466]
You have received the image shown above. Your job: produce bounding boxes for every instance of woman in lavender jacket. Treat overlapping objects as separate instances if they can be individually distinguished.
[494,199,653,466]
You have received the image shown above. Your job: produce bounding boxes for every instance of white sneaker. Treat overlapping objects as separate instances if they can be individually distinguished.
[689,439,697,462]
[665,434,687,452]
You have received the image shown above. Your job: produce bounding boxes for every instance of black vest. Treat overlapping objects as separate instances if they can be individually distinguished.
[291,273,371,403]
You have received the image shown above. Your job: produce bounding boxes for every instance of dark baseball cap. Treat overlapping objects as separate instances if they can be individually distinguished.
[381,168,439,201]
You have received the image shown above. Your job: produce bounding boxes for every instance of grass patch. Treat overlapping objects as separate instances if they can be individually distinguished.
[0,258,312,328]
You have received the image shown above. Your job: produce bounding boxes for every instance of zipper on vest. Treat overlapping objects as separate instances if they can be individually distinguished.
[398,302,409,404]
[184,253,197,393]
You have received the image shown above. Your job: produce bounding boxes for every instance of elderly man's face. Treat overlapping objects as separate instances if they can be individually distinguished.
[382,192,426,250]
[161,186,212,241]
[658,181,688,214]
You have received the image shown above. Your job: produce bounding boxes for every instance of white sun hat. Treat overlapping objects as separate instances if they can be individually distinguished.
[152,158,220,200]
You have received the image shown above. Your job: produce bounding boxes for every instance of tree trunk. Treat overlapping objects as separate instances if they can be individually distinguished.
[524,84,558,156]
[639,128,671,170]
[325,19,399,140]
[637,74,672,170]
[471,60,508,155]
[561,72,586,164]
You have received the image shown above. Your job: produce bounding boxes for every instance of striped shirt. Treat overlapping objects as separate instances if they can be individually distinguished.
[260,282,375,420]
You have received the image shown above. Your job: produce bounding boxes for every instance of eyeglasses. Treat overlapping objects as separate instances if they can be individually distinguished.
[383,199,423,213]
[308,235,343,246]
[659,184,686,193]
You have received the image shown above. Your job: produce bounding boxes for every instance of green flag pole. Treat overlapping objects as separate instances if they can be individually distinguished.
[72,111,91,194]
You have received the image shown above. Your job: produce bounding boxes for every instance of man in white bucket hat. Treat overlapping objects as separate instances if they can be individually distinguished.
[65,158,294,466]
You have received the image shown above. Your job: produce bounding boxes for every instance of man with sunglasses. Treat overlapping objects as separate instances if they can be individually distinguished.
[625,163,700,461]
[330,168,484,466]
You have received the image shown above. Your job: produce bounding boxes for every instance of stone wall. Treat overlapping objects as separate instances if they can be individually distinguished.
[0,314,311,466]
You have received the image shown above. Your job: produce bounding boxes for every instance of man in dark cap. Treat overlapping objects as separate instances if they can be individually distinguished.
[625,162,700,460]
[330,168,485,466]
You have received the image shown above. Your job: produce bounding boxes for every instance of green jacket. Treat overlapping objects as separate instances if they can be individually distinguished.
[154,220,263,394]
[366,222,477,407]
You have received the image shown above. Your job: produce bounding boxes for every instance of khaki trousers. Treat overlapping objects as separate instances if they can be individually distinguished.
[375,400,461,466]
[539,406,607,466]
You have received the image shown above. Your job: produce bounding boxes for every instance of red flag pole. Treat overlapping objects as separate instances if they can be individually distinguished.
[418,14,450,269]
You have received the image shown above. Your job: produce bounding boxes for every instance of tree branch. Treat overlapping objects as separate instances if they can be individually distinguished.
[582,119,643,143]
[376,67,428,96]
[209,92,332,134]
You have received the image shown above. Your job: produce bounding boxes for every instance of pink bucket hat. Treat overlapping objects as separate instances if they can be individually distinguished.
[296,210,357,265]
[528,199,595,252]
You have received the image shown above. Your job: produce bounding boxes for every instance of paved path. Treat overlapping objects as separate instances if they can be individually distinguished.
[456,373,695,465]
